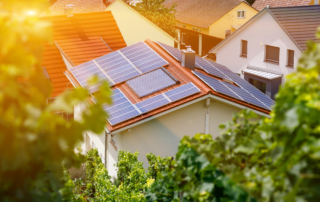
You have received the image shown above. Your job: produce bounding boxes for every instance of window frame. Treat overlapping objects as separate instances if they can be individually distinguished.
[287,49,294,68]
[264,45,280,65]
[237,10,246,18]
[240,40,248,58]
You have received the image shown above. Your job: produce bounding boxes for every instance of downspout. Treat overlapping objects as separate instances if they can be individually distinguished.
[205,98,210,134]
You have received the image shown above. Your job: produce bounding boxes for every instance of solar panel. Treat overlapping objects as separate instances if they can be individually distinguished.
[195,56,230,80]
[193,71,271,110]
[69,60,111,93]
[156,41,182,61]
[164,83,201,102]
[95,51,141,84]
[206,59,234,74]
[126,68,177,98]
[104,89,141,126]
[120,42,168,73]
[135,94,170,114]
[193,71,242,100]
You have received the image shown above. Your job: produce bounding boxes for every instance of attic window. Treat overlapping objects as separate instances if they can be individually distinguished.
[237,10,245,18]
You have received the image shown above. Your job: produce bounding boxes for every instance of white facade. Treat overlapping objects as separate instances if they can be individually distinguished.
[77,95,269,178]
[213,10,302,84]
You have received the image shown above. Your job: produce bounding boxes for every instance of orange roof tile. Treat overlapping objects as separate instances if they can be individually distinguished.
[41,11,126,97]
[65,39,270,132]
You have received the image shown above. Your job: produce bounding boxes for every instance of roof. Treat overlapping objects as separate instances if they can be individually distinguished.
[252,0,311,11]
[43,0,115,16]
[243,65,283,80]
[64,39,273,133]
[209,5,320,53]
[269,5,320,51]
[41,11,126,97]
[165,0,249,28]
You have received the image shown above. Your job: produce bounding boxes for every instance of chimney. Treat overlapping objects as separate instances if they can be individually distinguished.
[181,46,196,70]
[64,4,74,17]
[315,0,319,4]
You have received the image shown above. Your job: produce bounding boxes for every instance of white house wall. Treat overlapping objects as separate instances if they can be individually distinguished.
[215,11,301,83]
[109,98,240,176]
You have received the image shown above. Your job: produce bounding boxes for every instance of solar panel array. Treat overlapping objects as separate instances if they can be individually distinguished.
[69,41,169,93]
[102,83,201,125]
[193,72,270,110]
[126,68,177,98]
[104,89,141,126]
[156,41,182,61]
[120,42,168,73]
[155,42,274,109]
[69,61,111,93]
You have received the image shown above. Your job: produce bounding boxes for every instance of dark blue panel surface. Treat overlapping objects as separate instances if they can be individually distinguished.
[195,57,230,79]
[156,41,182,61]
[135,94,170,114]
[69,60,111,93]
[193,71,241,100]
[126,68,177,98]
[95,51,141,84]
[104,89,141,125]
[121,42,168,73]
[164,83,200,102]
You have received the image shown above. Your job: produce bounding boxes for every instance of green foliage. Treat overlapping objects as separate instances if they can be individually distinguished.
[146,153,171,180]
[0,1,111,201]
[60,169,86,202]
[145,138,256,202]
[131,0,177,37]
[84,149,102,197]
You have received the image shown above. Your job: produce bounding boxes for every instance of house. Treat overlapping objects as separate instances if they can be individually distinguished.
[208,5,320,99]
[252,0,317,11]
[44,0,177,47]
[163,0,258,56]
[41,11,126,101]
[64,39,274,177]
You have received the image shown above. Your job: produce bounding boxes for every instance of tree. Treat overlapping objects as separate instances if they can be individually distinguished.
[131,0,177,37]
[0,0,111,201]
[175,29,320,201]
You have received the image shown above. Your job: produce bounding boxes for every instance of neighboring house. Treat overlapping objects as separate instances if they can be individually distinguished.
[163,0,258,56]
[41,11,126,99]
[209,5,320,99]
[252,0,317,11]
[44,0,177,47]
[65,39,274,177]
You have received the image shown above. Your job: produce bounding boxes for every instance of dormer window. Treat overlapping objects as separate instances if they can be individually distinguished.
[192,27,201,32]
[237,10,245,18]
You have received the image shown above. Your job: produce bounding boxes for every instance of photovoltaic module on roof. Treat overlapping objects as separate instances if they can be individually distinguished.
[126,68,178,98]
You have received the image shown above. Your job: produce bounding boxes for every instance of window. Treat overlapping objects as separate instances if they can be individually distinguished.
[225,30,231,38]
[265,45,280,64]
[192,27,201,32]
[287,49,294,67]
[240,40,247,57]
[237,10,245,18]
[177,23,181,27]
[182,24,186,28]
[249,78,266,94]
[181,33,187,44]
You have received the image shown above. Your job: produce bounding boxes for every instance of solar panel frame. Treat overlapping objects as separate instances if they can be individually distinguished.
[195,56,231,80]
[126,68,177,98]
[135,94,170,114]
[164,83,201,102]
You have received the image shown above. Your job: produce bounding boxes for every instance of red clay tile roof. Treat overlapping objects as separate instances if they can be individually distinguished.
[55,37,112,66]
[253,0,311,11]
[41,11,126,97]
[65,39,270,132]
[165,0,248,28]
